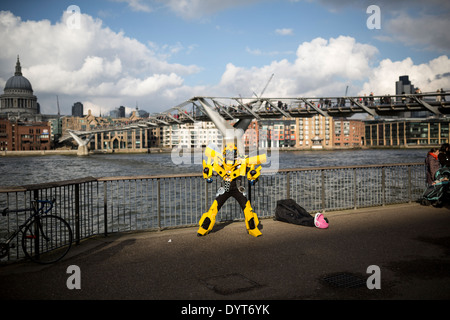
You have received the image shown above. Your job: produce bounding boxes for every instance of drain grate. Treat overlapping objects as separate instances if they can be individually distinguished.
[322,272,366,288]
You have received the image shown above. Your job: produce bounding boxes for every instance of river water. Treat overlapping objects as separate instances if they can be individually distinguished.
[0,148,428,188]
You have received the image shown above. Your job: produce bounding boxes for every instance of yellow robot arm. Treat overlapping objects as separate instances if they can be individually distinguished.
[247,153,267,166]
[247,164,262,181]
[203,145,220,181]
[202,159,213,180]
[246,153,266,183]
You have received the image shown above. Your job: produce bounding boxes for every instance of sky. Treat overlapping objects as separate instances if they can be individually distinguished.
[0,0,449,116]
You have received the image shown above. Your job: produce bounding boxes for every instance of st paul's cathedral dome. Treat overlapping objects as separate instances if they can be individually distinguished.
[0,56,40,121]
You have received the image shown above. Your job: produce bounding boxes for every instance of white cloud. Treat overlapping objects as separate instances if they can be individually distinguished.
[118,73,184,96]
[218,35,450,101]
[0,10,200,115]
[112,0,153,13]
[245,46,294,56]
[148,41,198,60]
[294,36,378,82]
[359,55,450,96]
[275,28,294,36]
[219,36,379,97]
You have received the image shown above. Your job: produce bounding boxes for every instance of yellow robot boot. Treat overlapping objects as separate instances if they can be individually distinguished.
[243,201,262,237]
[197,200,218,236]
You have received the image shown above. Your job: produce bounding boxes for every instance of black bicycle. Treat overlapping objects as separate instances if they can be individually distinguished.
[1,199,73,264]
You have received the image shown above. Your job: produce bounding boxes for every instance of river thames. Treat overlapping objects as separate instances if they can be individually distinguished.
[0,148,427,188]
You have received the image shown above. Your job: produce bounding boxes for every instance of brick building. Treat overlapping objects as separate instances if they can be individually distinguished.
[333,118,365,148]
[0,119,51,151]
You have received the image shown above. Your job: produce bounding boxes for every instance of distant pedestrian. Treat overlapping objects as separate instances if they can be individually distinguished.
[415,88,423,100]
[425,148,440,185]
[436,89,442,102]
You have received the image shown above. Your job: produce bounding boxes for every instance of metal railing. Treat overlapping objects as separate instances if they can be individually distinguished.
[0,163,425,262]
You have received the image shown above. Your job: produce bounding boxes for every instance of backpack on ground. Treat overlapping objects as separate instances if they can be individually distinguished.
[274,199,328,228]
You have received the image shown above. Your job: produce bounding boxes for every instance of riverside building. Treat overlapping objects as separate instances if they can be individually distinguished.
[364,118,450,147]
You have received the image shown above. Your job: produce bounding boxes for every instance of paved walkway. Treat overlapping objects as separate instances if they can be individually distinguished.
[1,202,450,302]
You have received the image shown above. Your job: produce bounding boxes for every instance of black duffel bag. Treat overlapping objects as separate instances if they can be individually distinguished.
[274,199,315,227]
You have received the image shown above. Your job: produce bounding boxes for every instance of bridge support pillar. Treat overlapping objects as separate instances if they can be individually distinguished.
[77,145,89,156]
[69,131,93,157]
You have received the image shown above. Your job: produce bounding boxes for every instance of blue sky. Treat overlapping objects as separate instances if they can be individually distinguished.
[0,0,449,115]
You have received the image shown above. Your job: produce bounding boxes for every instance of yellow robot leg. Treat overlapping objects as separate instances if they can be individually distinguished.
[243,201,262,237]
[197,200,219,236]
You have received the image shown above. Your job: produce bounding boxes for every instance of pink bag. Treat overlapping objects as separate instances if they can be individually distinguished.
[314,213,329,229]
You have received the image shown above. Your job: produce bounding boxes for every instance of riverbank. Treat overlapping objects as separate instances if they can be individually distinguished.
[0,149,78,156]
[0,145,432,157]
[0,148,171,157]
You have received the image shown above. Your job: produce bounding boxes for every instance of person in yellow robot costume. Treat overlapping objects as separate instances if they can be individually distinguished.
[197,142,267,237]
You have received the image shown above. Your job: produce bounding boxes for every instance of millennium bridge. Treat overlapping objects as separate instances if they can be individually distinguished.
[60,91,450,154]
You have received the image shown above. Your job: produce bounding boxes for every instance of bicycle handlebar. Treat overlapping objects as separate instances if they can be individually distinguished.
[1,199,56,216]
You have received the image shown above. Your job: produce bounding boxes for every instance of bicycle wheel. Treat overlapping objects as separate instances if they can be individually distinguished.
[22,215,73,264]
